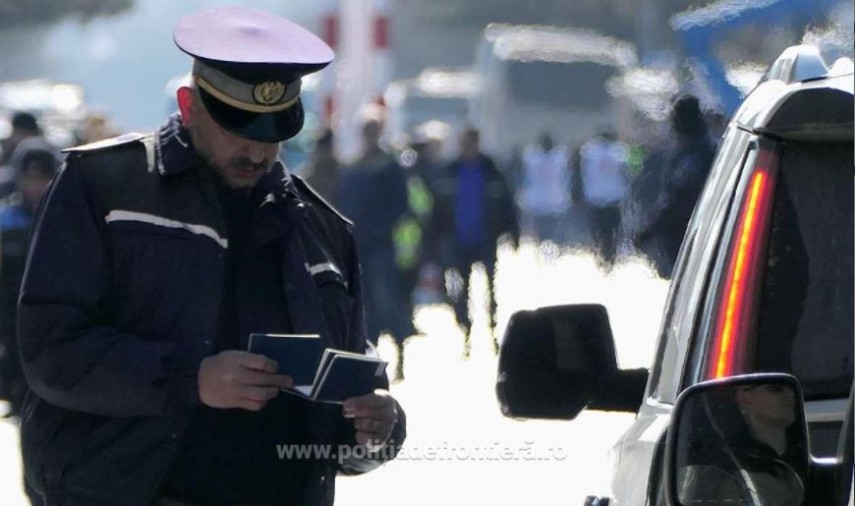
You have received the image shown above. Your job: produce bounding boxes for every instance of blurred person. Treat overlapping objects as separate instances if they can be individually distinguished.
[505,144,525,195]
[519,132,571,245]
[619,121,672,274]
[622,147,671,277]
[301,127,340,205]
[0,139,61,419]
[408,129,444,190]
[338,117,413,378]
[636,93,715,276]
[388,138,438,380]
[0,111,41,166]
[404,132,449,308]
[78,112,120,144]
[425,127,520,357]
[0,111,42,198]
[16,8,405,506]
[395,135,438,299]
[563,143,594,250]
[579,130,629,271]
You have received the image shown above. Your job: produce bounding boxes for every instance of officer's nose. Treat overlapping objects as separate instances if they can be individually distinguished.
[247,142,267,164]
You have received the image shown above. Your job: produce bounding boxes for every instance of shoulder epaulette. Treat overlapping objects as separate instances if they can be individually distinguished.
[62,132,149,157]
[291,175,353,226]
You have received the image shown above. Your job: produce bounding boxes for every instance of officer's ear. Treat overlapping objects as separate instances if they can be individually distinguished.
[176,86,195,126]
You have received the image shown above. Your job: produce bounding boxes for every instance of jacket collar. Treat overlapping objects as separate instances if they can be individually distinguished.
[250,167,309,248]
[256,160,305,208]
[154,113,203,177]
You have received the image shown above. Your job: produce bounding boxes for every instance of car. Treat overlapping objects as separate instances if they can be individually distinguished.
[496,44,853,506]
[468,23,638,160]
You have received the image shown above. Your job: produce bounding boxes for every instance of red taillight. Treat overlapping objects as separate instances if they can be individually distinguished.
[708,149,779,379]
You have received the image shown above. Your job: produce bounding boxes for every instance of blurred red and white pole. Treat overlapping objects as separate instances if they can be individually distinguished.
[318,0,340,127]
[371,0,392,100]
[337,0,394,160]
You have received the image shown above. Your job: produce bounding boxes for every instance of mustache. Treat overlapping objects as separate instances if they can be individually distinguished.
[226,157,271,172]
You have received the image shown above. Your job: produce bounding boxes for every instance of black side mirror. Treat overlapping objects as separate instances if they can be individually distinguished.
[665,374,810,506]
[496,304,618,420]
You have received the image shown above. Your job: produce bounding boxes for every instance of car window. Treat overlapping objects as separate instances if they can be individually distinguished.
[647,127,751,402]
[750,141,853,400]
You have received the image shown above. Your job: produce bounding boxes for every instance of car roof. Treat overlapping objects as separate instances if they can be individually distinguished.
[735,46,854,142]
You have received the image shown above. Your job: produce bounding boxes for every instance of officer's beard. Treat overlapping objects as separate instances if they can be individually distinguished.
[187,123,274,191]
[204,156,272,192]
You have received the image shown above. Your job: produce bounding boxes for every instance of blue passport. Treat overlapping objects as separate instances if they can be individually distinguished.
[248,333,387,404]
[309,349,388,403]
[247,333,324,388]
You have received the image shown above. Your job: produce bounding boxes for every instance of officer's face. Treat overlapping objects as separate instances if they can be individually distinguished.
[183,88,280,190]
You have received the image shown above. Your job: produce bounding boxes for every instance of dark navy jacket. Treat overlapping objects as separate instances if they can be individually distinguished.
[17,117,405,505]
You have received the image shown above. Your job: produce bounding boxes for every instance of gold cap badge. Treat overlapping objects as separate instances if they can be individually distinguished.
[253,81,286,105]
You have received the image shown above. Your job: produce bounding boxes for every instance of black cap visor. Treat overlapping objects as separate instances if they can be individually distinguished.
[198,86,305,143]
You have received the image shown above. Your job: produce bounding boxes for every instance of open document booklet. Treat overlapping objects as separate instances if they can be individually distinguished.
[248,333,387,404]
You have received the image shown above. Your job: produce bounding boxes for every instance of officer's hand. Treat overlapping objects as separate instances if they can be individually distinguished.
[198,350,293,411]
[343,390,399,451]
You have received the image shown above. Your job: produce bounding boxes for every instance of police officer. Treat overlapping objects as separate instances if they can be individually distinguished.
[17,7,405,506]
